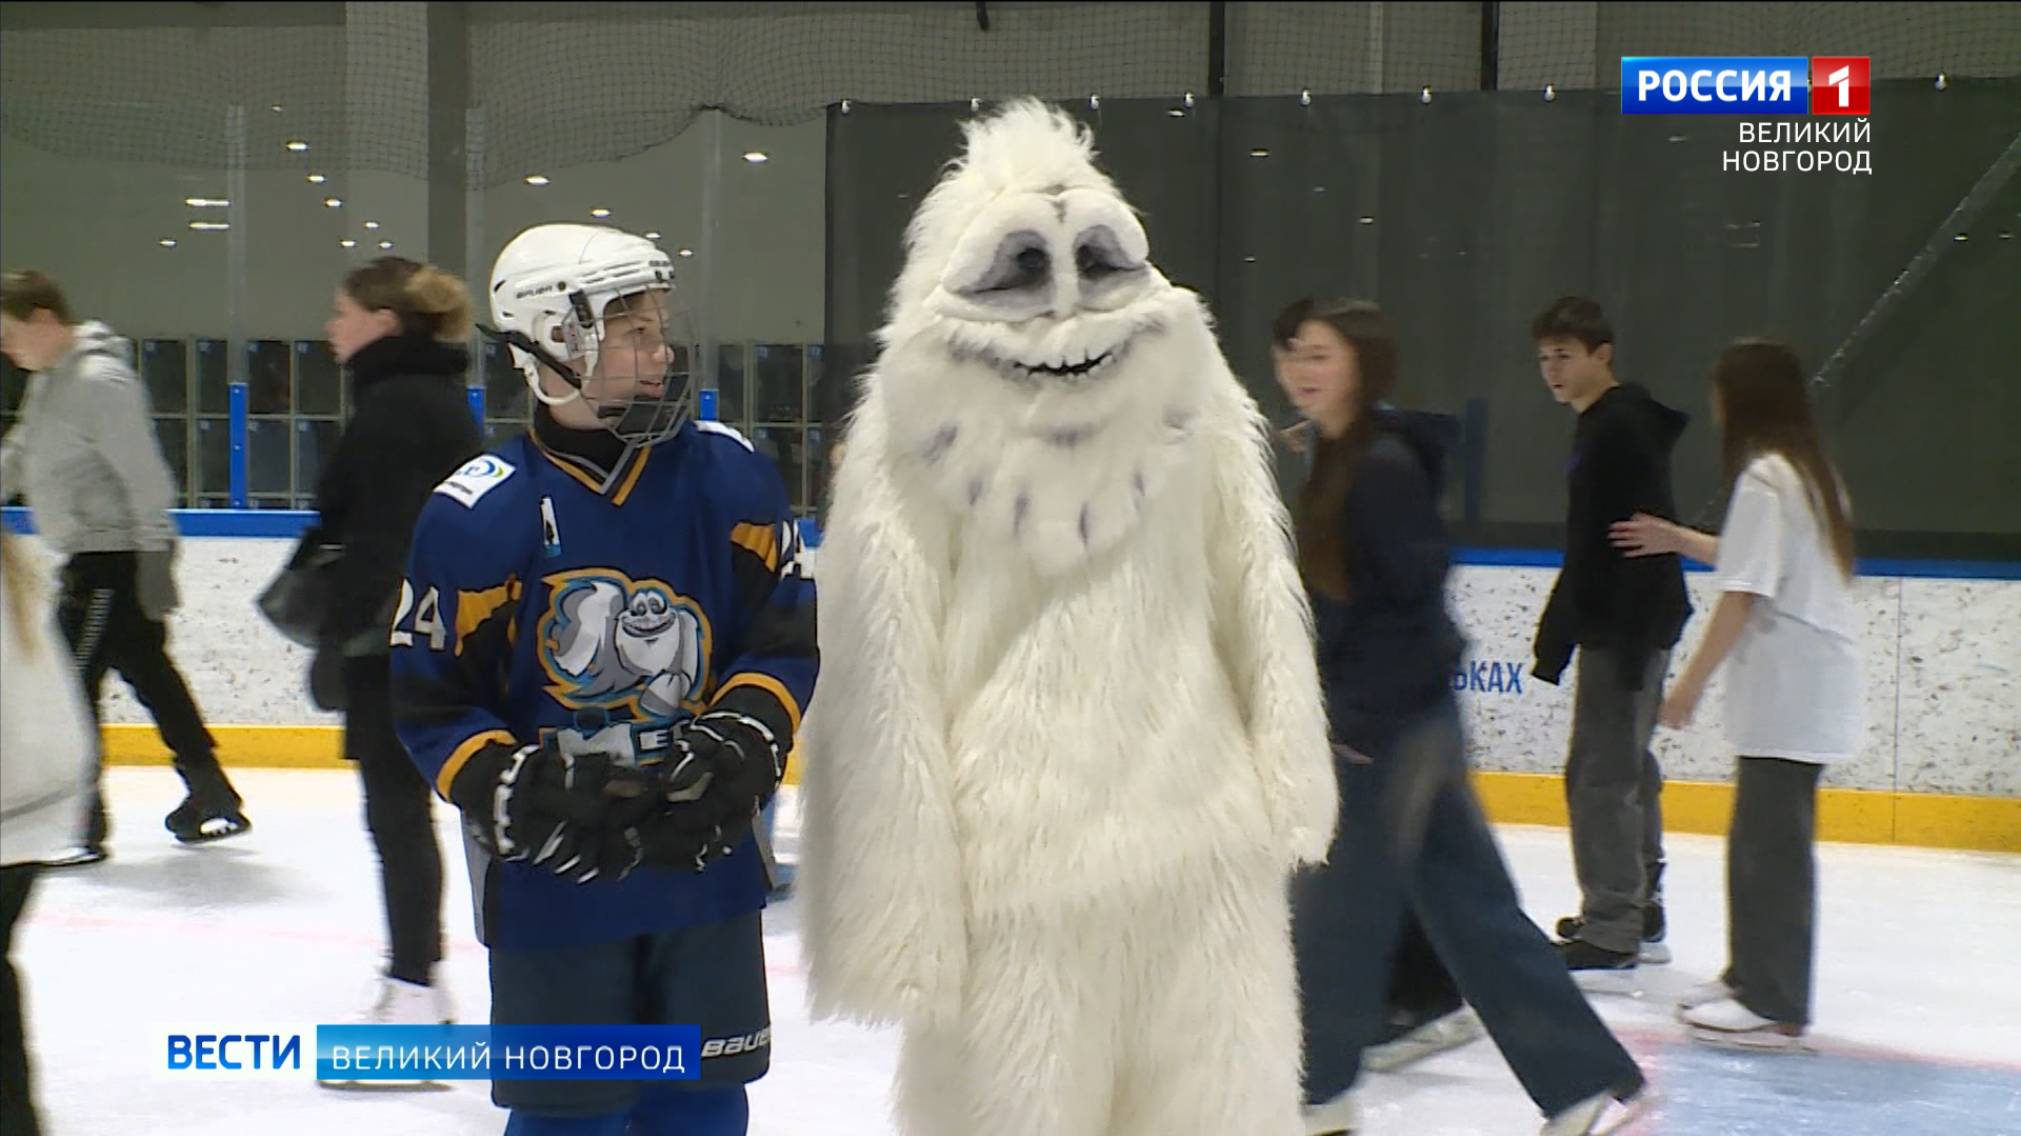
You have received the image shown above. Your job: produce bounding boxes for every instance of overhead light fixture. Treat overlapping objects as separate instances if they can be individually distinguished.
[1249,148,1270,158]
[306,174,327,184]
[742,151,769,164]
[184,196,230,208]
[285,140,310,152]
[1168,108,1186,117]
[524,174,550,186]
[188,221,230,231]
[378,240,393,250]
[590,207,612,218]
[644,231,662,240]
[677,248,694,258]
[363,221,381,230]
[158,238,178,248]
[323,197,343,208]
[339,239,356,248]
[271,104,284,113]
[1359,216,1375,225]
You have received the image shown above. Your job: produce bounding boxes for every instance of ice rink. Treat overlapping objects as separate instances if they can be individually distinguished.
[12,766,2020,1135]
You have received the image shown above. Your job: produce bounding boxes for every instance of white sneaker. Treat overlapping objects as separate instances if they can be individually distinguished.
[1302,1088,1361,1135]
[1683,997,1807,1052]
[1542,1087,1654,1135]
[1364,1006,1486,1073]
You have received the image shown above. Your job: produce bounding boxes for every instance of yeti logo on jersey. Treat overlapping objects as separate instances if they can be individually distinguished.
[434,455,517,508]
[538,569,712,719]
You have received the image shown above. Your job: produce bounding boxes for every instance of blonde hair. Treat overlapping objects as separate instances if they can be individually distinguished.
[343,257,474,341]
[1,533,47,660]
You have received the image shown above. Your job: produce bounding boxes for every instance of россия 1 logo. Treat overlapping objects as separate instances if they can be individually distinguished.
[1620,56,1873,175]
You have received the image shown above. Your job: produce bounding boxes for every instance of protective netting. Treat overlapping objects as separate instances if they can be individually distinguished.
[826,86,2021,559]
[4,3,2016,180]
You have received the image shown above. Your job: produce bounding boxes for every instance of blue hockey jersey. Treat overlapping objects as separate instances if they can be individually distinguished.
[389,414,817,951]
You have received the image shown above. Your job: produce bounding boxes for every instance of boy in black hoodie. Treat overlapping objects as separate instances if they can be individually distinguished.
[1530,297,1691,986]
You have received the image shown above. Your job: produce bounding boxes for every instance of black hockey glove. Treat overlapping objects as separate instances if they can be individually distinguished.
[447,738,642,884]
[634,709,786,873]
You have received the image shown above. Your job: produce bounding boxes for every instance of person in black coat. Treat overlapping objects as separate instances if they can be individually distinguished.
[313,257,482,1030]
[1273,299,1649,1136]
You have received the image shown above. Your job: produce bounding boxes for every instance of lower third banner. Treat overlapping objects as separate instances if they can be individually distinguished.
[316,1024,703,1081]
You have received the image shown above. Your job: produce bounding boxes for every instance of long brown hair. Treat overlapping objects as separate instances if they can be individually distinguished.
[1712,339,1857,579]
[1276,298,1398,600]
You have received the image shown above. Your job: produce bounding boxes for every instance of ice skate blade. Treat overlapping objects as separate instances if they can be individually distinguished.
[1688,1025,1813,1055]
[1571,968,1641,997]
[1637,942,1672,965]
[317,1077,456,1093]
[1364,1009,1486,1073]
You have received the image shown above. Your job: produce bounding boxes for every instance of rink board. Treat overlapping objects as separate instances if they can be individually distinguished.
[2,518,2004,855]
[99,723,2021,853]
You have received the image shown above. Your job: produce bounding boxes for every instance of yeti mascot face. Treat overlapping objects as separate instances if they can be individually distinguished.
[872,99,1226,576]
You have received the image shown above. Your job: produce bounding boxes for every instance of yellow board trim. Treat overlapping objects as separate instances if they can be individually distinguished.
[97,727,2020,853]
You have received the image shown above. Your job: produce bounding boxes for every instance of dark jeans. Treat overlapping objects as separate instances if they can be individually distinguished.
[1565,645,1669,952]
[2,865,42,1136]
[1293,696,1644,1116]
[345,657,444,986]
[57,552,227,846]
[1724,757,1824,1027]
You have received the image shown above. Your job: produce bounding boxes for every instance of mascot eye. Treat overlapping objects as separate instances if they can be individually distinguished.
[1074,226,1140,284]
[966,233,1052,296]
[1076,243,1118,279]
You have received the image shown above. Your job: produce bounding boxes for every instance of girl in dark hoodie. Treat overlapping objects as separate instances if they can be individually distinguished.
[1276,299,1649,1136]
[312,258,482,1038]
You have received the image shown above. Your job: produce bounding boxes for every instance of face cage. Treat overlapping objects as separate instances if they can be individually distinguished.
[509,289,698,448]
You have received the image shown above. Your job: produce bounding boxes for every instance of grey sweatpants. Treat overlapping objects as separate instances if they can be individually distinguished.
[1564,646,1669,954]
[1724,757,1824,1026]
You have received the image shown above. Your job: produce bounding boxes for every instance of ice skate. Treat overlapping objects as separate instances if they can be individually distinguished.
[165,767,251,845]
[1558,939,1640,996]
[1302,1087,1361,1135]
[1683,998,1810,1054]
[317,974,456,1091]
[1541,1085,1653,1135]
[1364,1005,1485,1073]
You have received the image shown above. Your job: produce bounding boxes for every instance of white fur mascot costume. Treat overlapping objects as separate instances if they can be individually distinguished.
[800,99,1339,1136]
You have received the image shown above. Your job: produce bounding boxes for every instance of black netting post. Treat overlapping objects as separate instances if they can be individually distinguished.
[1208,2,1227,99]
[1479,2,1501,90]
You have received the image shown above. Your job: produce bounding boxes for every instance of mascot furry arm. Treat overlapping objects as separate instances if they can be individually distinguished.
[798,404,967,1030]
[1203,377,1342,869]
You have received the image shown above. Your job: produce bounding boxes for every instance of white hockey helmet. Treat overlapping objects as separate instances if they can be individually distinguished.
[485,222,692,444]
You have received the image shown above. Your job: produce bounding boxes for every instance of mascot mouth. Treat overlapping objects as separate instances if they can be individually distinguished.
[958,337,1135,386]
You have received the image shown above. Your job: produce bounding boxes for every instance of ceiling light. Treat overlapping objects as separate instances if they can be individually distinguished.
[323,197,343,208]
[271,104,284,113]
[363,221,380,230]
[188,221,230,232]
[524,174,550,186]
[339,239,356,248]
[184,197,230,208]
[306,174,327,184]
[742,151,769,164]
[1168,108,1186,117]
[644,231,661,240]
[158,239,178,248]
[285,140,309,152]
[378,240,393,250]
[590,207,612,218]
[677,248,694,258]
[1249,148,1270,158]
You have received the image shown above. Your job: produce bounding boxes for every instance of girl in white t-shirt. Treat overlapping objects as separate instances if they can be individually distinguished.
[1609,339,1862,1053]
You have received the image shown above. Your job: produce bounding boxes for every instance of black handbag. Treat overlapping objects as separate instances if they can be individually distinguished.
[257,528,344,648]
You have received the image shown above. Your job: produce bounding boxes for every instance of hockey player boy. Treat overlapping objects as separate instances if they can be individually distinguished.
[389,223,816,1135]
